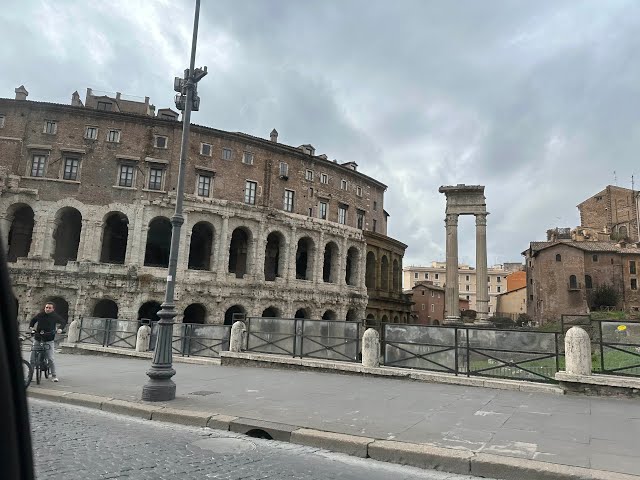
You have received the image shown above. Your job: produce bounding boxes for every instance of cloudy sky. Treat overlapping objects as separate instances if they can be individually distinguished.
[2,0,639,267]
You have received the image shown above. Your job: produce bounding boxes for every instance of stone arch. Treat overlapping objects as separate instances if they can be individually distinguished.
[365,251,376,288]
[295,236,315,280]
[381,314,389,323]
[393,259,400,292]
[52,207,82,265]
[224,304,246,325]
[393,315,399,323]
[380,255,389,290]
[264,231,286,281]
[188,221,214,270]
[6,203,34,262]
[322,241,339,283]
[294,308,310,319]
[345,246,360,286]
[93,299,118,319]
[100,211,128,264]
[346,308,358,321]
[262,306,281,318]
[366,313,375,321]
[569,274,577,289]
[322,310,337,320]
[138,301,161,323]
[228,227,252,278]
[184,303,206,324]
[144,216,172,267]
[433,320,440,325]
[46,296,69,322]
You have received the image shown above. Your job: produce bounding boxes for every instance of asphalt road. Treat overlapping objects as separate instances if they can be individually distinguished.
[29,399,493,480]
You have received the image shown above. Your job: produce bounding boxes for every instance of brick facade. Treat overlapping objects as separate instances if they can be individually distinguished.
[578,185,639,242]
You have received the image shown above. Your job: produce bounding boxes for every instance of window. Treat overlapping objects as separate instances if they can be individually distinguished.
[585,275,593,289]
[43,120,57,134]
[308,208,313,216]
[424,273,428,279]
[222,148,232,160]
[244,180,257,204]
[338,205,347,225]
[631,261,637,275]
[309,187,314,197]
[280,162,289,177]
[431,304,435,312]
[197,174,211,197]
[431,291,434,297]
[435,273,439,280]
[321,173,328,184]
[356,186,362,197]
[497,286,501,293]
[341,179,347,190]
[497,276,501,283]
[593,254,598,262]
[465,285,470,291]
[421,290,425,296]
[530,294,534,301]
[569,275,578,289]
[421,304,425,311]
[466,295,469,300]
[372,219,377,232]
[284,189,294,212]
[85,126,98,140]
[466,275,470,281]
[63,157,79,181]
[319,201,328,220]
[305,169,313,181]
[242,152,254,165]
[154,136,168,149]
[30,155,46,177]
[200,143,212,156]
[373,201,377,211]
[356,209,365,229]
[632,279,638,290]
[414,273,418,279]
[97,101,112,111]
[107,129,121,143]
[0,114,5,128]
[118,164,135,187]
[148,167,164,190]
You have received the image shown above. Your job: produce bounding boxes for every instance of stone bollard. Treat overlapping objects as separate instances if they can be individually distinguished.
[136,324,152,352]
[230,321,246,352]
[66,319,80,343]
[565,326,592,376]
[362,328,380,368]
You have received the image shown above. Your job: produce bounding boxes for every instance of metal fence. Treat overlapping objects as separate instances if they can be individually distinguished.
[151,322,231,358]
[593,320,640,377]
[382,323,562,383]
[244,317,361,362]
[78,317,140,349]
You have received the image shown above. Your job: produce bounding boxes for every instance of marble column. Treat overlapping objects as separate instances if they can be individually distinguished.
[474,213,491,325]
[444,213,461,324]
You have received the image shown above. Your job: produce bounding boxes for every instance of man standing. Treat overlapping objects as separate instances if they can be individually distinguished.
[29,302,67,382]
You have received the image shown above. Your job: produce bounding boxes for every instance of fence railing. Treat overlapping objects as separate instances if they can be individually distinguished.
[245,317,361,362]
[151,322,231,358]
[78,317,139,349]
[593,320,640,377]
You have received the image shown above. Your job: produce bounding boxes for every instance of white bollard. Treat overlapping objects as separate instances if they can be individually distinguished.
[230,321,246,352]
[565,326,592,376]
[66,319,80,343]
[136,324,152,352]
[362,328,380,368]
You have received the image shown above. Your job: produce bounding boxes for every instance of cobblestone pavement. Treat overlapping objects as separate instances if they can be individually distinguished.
[30,400,492,480]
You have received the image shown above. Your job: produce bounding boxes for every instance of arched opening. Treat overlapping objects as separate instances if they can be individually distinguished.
[295,237,314,280]
[365,252,376,289]
[345,247,360,286]
[52,207,82,266]
[144,217,172,267]
[569,275,578,289]
[381,314,389,323]
[346,309,358,321]
[138,301,161,323]
[555,254,562,262]
[93,299,118,319]
[46,296,69,322]
[228,227,250,278]
[322,241,339,283]
[322,310,337,320]
[619,225,628,237]
[7,204,34,262]
[224,305,246,325]
[433,320,440,326]
[380,255,389,290]
[184,303,206,324]
[262,306,280,318]
[188,221,214,270]
[264,231,285,281]
[294,308,309,319]
[100,211,128,264]
[393,315,399,323]
[393,259,400,292]
[585,275,593,289]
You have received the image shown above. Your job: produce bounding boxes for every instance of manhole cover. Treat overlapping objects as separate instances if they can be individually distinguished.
[189,437,255,454]
[189,390,219,396]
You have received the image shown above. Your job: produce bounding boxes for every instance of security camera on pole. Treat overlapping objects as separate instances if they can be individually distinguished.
[142,0,207,402]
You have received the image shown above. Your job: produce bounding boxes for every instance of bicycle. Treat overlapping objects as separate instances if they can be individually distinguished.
[19,335,33,389]
[29,330,54,385]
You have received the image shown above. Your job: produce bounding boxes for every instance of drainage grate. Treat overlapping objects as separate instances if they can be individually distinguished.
[188,390,219,396]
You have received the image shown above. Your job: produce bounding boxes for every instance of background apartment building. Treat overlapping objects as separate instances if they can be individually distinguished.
[403,262,523,315]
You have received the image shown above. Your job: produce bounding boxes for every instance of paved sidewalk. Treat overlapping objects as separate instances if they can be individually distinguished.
[29,353,640,479]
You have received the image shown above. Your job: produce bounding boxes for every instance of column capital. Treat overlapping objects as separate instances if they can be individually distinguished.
[445,214,458,227]
[475,213,488,226]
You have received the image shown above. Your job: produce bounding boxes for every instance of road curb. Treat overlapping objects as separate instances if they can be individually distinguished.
[28,388,640,480]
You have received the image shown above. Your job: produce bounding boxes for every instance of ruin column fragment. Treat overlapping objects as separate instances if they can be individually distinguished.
[474,213,491,325]
[444,213,461,324]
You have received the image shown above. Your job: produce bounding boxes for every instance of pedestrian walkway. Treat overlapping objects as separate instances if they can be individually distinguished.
[30,353,640,479]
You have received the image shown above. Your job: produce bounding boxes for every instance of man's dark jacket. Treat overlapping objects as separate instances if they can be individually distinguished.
[28,312,67,342]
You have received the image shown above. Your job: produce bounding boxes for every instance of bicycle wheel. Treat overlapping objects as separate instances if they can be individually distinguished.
[22,359,33,389]
[44,360,50,379]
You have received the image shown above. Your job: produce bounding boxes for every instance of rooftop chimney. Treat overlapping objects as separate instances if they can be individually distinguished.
[270,128,278,143]
[15,85,28,101]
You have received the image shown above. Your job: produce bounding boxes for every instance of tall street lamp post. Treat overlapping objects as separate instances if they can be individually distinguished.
[142,0,207,402]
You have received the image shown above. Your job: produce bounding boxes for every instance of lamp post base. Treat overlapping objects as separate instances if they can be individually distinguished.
[142,367,176,402]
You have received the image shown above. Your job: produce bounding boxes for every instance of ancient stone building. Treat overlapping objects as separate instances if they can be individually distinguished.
[0,86,410,326]
[577,185,639,243]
